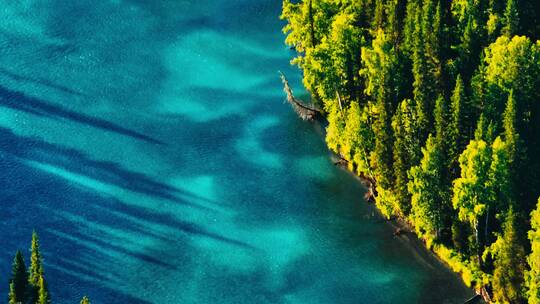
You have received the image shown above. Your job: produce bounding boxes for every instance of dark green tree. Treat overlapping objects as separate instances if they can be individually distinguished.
[449,75,468,173]
[372,94,394,191]
[9,250,28,304]
[487,208,526,303]
[503,90,519,166]
[526,198,540,304]
[392,99,421,215]
[502,0,519,36]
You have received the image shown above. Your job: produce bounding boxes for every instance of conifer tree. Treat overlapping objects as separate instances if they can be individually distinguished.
[411,4,435,140]
[28,231,43,303]
[503,90,519,165]
[526,198,540,304]
[392,99,421,215]
[502,0,519,36]
[8,282,17,304]
[37,275,50,304]
[372,95,394,191]
[449,75,467,172]
[80,296,91,304]
[488,208,526,303]
[9,250,28,304]
[434,95,448,150]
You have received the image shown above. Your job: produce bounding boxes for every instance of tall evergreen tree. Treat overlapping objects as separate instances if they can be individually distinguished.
[8,282,17,304]
[503,90,519,166]
[449,76,470,180]
[37,275,50,304]
[488,208,526,303]
[372,94,395,190]
[80,296,91,304]
[434,95,448,150]
[392,99,421,215]
[28,231,43,303]
[9,250,27,304]
[526,198,540,304]
[502,0,519,36]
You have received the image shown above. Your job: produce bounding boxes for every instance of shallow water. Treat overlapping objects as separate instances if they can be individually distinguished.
[0,1,472,303]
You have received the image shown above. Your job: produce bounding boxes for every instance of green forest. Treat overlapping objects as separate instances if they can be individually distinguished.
[5,232,90,304]
[281,0,540,303]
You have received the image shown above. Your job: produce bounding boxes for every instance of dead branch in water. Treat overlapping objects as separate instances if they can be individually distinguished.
[279,71,321,121]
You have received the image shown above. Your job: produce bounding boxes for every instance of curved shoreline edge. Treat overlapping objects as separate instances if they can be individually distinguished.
[283,77,483,303]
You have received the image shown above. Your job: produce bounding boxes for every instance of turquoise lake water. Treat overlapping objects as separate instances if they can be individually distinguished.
[0,1,473,303]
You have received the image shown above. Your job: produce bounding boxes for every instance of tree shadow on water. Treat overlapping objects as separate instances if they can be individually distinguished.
[0,126,214,211]
[0,84,164,145]
[0,126,258,303]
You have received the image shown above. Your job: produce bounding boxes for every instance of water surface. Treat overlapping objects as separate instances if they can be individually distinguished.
[0,1,472,303]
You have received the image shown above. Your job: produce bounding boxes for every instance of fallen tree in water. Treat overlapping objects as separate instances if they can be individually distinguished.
[279,71,321,121]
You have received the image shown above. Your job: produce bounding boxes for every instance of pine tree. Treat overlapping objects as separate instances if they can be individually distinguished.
[489,208,526,303]
[434,95,448,151]
[372,94,394,191]
[9,250,28,304]
[449,75,467,173]
[80,296,91,304]
[503,90,519,165]
[411,2,435,140]
[37,275,50,304]
[526,198,540,304]
[8,282,17,304]
[392,99,421,215]
[502,0,519,36]
[28,231,43,303]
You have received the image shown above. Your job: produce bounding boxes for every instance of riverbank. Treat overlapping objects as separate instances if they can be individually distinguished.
[330,154,483,303]
[287,82,483,303]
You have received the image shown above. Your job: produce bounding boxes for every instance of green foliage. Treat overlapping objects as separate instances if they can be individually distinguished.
[325,102,345,153]
[449,75,468,173]
[9,250,28,304]
[360,29,398,102]
[283,0,540,300]
[526,198,540,304]
[371,95,394,190]
[81,296,91,304]
[342,101,375,176]
[486,209,526,303]
[487,137,513,211]
[29,231,43,292]
[37,275,50,304]
[453,139,492,228]
[8,282,17,304]
[502,0,519,36]
[502,90,518,164]
[392,99,421,215]
[408,135,446,241]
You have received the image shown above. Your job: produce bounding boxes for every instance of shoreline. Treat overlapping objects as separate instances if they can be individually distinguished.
[332,151,483,303]
[308,117,482,303]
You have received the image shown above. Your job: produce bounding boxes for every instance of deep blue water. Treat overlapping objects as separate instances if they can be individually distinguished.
[0,1,472,303]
